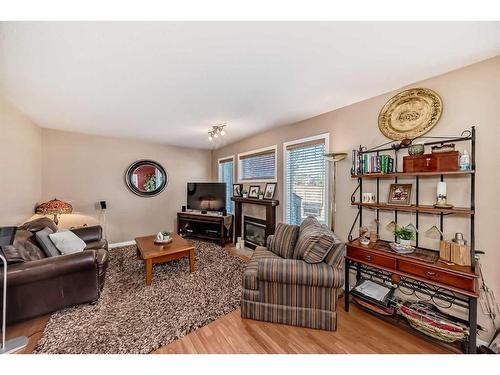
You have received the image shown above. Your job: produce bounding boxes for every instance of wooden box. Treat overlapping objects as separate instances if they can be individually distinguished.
[450,243,471,266]
[439,240,452,261]
[431,151,460,172]
[403,153,433,172]
[403,151,459,173]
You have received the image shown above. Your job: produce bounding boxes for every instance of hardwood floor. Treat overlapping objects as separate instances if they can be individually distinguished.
[7,298,449,354]
[6,244,450,354]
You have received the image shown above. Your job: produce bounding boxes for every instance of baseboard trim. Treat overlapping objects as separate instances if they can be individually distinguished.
[109,240,136,249]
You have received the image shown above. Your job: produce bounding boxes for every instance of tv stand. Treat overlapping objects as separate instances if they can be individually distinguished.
[177,212,233,247]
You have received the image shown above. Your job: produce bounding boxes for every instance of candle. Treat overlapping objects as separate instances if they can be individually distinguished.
[437,182,447,198]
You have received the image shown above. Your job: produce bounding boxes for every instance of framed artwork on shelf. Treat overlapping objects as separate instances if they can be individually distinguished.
[387,184,412,206]
[248,185,260,198]
[232,184,243,197]
[264,182,277,200]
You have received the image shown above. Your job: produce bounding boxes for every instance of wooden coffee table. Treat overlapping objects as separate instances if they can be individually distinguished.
[135,233,196,286]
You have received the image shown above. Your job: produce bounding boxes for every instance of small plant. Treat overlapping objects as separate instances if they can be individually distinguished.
[393,226,415,241]
[143,174,157,192]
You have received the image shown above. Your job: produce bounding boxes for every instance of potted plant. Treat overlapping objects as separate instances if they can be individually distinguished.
[393,226,415,246]
[258,190,264,200]
[242,190,248,198]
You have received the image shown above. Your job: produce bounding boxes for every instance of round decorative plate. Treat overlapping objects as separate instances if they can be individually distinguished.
[378,88,442,140]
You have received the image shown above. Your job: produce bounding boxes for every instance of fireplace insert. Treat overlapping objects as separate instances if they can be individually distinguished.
[243,216,266,249]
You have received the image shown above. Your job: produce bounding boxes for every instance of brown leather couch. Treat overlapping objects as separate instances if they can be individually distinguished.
[0,218,109,324]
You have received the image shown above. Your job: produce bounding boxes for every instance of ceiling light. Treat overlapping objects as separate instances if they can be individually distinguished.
[207,124,227,141]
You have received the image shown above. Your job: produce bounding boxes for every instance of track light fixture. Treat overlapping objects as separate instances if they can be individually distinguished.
[208,124,227,141]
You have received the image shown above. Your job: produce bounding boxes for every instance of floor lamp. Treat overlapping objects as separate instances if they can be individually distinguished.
[324,152,348,232]
[0,226,28,354]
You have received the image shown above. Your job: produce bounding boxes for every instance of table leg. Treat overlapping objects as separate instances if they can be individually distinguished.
[468,296,477,354]
[189,249,196,272]
[145,259,153,286]
[344,258,350,312]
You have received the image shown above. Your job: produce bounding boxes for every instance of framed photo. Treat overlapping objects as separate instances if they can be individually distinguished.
[264,182,277,200]
[387,184,412,206]
[248,185,260,198]
[232,184,243,197]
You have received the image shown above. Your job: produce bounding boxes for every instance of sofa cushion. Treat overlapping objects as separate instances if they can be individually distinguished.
[35,227,60,257]
[243,247,280,290]
[49,230,87,255]
[268,223,299,259]
[0,245,26,264]
[19,217,58,233]
[293,217,336,263]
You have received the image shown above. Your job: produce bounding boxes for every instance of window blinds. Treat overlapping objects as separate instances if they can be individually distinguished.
[285,138,327,225]
[218,158,234,213]
[239,149,276,181]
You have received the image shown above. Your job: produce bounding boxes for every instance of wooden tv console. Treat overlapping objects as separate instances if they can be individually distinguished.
[177,211,233,247]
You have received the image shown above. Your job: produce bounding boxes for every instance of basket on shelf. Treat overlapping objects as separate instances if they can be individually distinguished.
[397,301,468,343]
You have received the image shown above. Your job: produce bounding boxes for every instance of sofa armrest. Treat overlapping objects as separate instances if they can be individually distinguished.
[258,258,343,288]
[266,235,274,249]
[3,251,98,287]
[71,225,103,243]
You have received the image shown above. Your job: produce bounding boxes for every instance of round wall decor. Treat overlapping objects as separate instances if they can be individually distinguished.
[378,88,442,140]
[125,160,168,197]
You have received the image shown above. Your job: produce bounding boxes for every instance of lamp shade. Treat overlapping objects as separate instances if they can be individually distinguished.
[35,199,72,225]
[35,198,73,215]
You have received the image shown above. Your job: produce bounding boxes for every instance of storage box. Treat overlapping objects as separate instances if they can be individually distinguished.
[403,151,459,173]
[439,240,452,262]
[450,243,471,266]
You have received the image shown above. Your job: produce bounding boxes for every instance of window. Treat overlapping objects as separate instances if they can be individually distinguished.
[284,134,329,226]
[238,146,277,182]
[218,156,234,213]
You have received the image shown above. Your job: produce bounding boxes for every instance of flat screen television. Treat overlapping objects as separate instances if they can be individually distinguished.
[186,182,226,212]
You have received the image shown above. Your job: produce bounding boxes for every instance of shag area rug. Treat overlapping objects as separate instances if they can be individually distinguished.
[34,241,246,354]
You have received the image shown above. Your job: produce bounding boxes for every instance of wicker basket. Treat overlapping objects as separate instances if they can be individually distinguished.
[398,303,467,343]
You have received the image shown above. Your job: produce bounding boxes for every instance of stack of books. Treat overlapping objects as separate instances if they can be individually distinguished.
[351,151,394,175]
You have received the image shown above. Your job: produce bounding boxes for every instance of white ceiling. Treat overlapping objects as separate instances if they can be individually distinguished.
[1,22,499,149]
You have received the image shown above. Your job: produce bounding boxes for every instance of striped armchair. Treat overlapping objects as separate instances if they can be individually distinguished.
[241,216,345,331]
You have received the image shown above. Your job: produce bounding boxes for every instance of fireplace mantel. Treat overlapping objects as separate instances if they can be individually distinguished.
[231,197,279,245]
[232,197,279,206]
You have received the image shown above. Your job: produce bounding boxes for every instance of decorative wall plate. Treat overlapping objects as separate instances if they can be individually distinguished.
[378,88,442,140]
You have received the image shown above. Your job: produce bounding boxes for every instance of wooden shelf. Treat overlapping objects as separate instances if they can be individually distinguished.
[352,201,474,215]
[352,170,475,179]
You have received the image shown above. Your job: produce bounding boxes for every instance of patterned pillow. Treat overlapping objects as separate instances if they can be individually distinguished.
[294,218,337,263]
[269,223,300,259]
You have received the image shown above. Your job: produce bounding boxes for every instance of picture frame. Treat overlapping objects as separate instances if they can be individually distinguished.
[387,184,413,206]
[232,183,243,197]
[264,182,277,200]
[248,185,260,198]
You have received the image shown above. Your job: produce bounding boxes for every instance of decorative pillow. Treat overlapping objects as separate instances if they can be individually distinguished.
[35,227,60,257]
[48,230,86,255]
[293,218,336,263]
[0,245,26,264]
[269,223,300,259]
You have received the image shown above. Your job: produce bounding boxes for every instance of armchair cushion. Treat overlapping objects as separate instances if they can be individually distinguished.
[268,223,299,259]
[258,258,343,288]
[294,218,336,263]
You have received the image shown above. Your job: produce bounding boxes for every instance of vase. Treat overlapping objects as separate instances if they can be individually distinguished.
[398,238,412,246]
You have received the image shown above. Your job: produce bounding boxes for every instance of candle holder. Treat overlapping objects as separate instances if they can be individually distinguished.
[433,182,454,208]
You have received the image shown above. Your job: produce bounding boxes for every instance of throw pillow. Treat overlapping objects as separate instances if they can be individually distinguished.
[269,223,299,259]
[49,230,87,255]
[294,220,336,263]
[35,227,60,257]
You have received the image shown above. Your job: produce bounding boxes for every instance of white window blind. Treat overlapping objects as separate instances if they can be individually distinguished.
[238,148,276,182]
[284,137,328,225]
[218,157,234,213]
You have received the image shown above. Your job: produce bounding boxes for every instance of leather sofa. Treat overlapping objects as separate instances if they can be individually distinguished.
[0,218,109,324]
[241,216,345,331]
